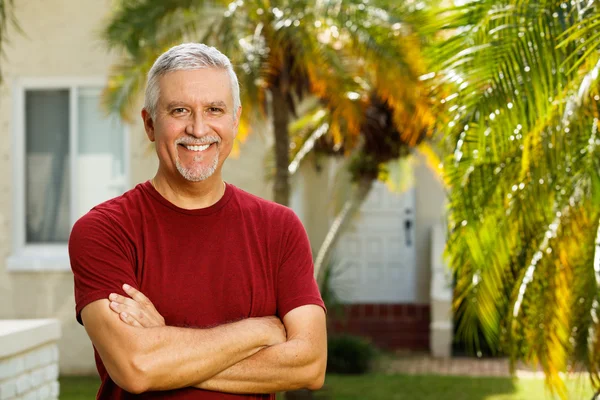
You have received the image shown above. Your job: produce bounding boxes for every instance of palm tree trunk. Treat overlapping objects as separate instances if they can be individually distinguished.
[270,85,290,206]
[314,176,373,287]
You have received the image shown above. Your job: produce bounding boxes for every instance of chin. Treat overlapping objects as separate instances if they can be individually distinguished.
[175,153,220,182]
[178,169,216,182]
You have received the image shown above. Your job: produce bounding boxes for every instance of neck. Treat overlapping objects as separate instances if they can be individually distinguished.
[151,170,226,210]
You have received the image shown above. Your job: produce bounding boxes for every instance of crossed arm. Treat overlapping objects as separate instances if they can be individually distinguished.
[81,285,327,394]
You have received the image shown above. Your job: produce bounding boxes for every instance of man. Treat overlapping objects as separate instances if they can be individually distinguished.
[69,43,327,399]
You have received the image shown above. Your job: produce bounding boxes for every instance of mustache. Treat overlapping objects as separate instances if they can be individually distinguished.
[175,136,221,145]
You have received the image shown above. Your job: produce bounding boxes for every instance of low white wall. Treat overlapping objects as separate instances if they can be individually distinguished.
[0,319,61,400]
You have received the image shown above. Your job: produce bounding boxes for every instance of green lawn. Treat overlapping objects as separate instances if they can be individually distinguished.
[317,374,595,400]
[59,376,100,399]
[59,374,595,399]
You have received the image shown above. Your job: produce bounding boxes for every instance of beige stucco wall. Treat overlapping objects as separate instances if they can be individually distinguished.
[0,0,123,375]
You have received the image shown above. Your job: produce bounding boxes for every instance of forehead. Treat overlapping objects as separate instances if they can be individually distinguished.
[157,68,233,106]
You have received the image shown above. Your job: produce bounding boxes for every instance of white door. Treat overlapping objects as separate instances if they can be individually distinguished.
[331,181,417,303]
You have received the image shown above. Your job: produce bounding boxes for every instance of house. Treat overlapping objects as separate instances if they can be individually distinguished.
[0,0,451,375]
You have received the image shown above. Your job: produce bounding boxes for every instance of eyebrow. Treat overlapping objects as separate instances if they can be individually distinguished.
[165,101,228,109]
[206,101,227,108]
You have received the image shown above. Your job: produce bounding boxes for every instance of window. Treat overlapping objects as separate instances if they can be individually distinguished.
[8,79,129,270]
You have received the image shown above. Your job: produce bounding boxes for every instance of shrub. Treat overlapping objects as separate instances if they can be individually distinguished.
[326,334,375,374]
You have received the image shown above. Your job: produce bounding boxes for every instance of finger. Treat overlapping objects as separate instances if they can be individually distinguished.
[108,300,120,314]
[123,284,152,306]
[111,300,159,328]
[108,292,135,305]
[110,301,144,327]
[109,292,144,310]
[110,300,141,317]
[109,301,134,317]
[119,311,142,328]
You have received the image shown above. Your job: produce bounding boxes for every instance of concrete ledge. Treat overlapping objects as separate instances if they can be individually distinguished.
[430,323,453,358]
[0,320,61,359]
[0,320,61,399]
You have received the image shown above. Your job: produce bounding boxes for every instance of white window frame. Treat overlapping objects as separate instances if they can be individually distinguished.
[7,77,130,271]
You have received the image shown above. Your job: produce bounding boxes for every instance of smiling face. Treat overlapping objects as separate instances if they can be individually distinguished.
[143,68,241,184]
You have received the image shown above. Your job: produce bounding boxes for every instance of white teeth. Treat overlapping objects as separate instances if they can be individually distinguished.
[185,144,210,151]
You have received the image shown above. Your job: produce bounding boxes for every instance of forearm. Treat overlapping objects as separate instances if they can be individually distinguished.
[195,338,325,394]
[122,318,269,392]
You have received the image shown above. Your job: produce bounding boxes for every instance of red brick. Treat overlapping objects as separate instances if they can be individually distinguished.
[332,321,344,331]
[404,304,414,318]
[348,304,362,318]
[379,304,390,319]
[419,305,430,317]
[392,304,405,318]
[364,304,375,318]
[329,303,433,351]
[346,319,360,331]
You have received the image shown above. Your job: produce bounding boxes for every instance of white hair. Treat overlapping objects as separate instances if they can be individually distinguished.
[144,43,241,119]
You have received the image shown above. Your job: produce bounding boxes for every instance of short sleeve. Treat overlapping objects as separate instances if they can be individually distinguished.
[69,209,138,325]
[276,210,326,319]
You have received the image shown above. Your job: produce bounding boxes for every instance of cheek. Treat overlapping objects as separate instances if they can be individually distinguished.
[218,130,234,150]
[157,119,183,138]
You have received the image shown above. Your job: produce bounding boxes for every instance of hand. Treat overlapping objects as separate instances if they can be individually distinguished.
[256,316,287,347]
[108,284,165,328]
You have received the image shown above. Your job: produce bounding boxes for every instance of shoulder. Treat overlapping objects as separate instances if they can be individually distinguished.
[70,182,148,240]
[229,186,307,247]
[230,184,298,223]
[92,182,149,217]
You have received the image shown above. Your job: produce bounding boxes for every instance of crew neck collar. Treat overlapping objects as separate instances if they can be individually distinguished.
[141,180,234,216]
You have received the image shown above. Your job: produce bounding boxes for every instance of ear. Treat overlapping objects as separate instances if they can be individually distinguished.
[142,108,155,142]
[233,106,242,136]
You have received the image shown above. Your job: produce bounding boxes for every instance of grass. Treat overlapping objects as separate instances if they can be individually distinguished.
[59,374,596,400]
[59,376,100,399]
[316,374,595,400]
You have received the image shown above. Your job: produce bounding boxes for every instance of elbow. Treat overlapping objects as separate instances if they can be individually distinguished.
[306,374,325,391]
[108,352,152,394]
[305,356,327,391]
[119,378,148,395]
[126,353,154,394]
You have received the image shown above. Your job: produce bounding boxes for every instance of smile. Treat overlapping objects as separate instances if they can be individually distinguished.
[182,143,213,152]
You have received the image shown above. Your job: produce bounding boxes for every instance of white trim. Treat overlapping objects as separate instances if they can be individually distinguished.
[17,77,108,89]
[12,82,25,255]
[7,246,70,271]
[8,77,128,272]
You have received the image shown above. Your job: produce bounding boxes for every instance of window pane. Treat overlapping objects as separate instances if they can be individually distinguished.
[25,90,71,243]
[77,88,126,218]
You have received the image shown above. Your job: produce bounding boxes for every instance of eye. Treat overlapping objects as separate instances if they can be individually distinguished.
[172,107,188,115]
[208,107,224,114]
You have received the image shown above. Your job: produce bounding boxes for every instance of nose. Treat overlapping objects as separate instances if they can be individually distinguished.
[185,113,211,137]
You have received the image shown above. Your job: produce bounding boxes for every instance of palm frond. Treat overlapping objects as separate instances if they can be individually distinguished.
[103,0,225,55]
[0,0,21,83]
[430,0,600,395]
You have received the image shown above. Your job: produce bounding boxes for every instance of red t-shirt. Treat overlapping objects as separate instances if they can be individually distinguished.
[69,181,325,399]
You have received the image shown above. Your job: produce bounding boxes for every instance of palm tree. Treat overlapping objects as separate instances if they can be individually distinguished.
[288,91,435,286]
[428,0,600,396]
[279,3,437,283]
